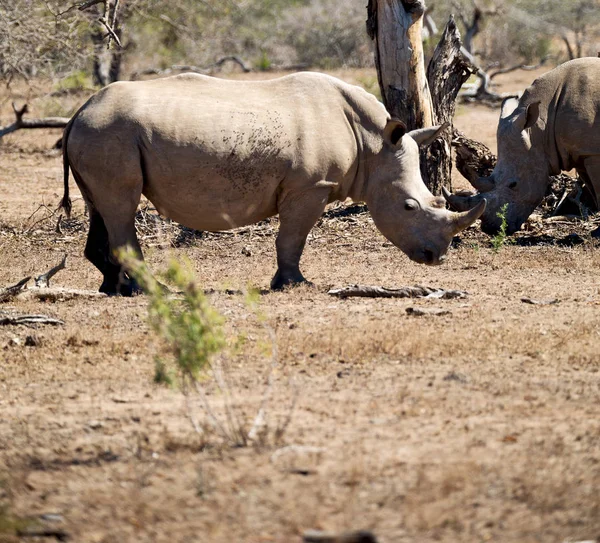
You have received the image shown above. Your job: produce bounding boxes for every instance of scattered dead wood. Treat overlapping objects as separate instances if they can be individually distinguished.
[521,297,560,305]
[0,276,31,302]
[0,255,106,302]
[0,103,69,140]
[19,288,107,302]
[0,314,64,326]
[303,530,379,543]
[328,285,467,299]
[406,306,452,316]
[35,254,67,288]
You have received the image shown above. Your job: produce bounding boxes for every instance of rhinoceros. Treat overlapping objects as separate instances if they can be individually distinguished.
[61,72,485,294]
[444,57,600,235]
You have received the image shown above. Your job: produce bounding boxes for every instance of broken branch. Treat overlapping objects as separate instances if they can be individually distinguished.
[0,103,69,140]
[0,276,31,303]
[35,254,67,288]
[328,285,467,299]
[0,314,64,326]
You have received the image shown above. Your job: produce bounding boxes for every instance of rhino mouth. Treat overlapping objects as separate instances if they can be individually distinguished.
[410,248,447,266]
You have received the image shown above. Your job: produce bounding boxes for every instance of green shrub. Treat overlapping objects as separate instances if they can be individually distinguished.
[491,203,510,253]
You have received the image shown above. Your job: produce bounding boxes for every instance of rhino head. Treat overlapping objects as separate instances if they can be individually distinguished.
[443,98,547,235]
[366,119,486,265]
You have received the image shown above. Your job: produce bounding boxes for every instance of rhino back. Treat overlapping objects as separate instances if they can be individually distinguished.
[523,57,600,171]
[68,73,378,230]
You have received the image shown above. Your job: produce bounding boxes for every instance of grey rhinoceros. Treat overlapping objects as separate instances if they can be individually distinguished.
[61,72,485,295]
[444,57,600,235]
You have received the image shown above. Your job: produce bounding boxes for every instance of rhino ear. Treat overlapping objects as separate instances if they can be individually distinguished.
[383,118,407,147]
[407,122,450,147]
[512,100,541,131]
[522,101,540,129]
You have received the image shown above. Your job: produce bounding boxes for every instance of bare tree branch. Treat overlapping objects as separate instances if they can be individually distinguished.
[0,103,69,139]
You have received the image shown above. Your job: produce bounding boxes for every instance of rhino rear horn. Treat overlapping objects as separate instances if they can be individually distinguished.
[442,187,486,212]
[468,176,495,193]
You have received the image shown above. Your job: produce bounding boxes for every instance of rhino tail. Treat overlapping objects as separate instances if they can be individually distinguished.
[60,115,78,218]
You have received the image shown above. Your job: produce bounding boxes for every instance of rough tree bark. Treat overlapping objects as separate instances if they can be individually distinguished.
[366,0,434,130]
[367,2,475,194]
[424,16,476,193]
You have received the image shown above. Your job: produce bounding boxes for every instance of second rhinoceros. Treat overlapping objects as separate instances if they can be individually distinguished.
[61,72,485,294]
[444,57,600,235]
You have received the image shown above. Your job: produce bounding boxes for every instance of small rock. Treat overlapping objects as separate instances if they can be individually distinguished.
[443,371,468,384]
[241,246,252,256]
[271,445,324,475]
[25,335,42,347]
[87,420,103,430]
[9,337,22,347]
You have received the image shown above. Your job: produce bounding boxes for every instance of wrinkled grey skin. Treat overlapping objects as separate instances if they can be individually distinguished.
[62,72,485,294]
[445,57,600,235]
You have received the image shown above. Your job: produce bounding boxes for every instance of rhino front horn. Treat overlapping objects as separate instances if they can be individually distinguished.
[442,186,485,212]
[468,176,495,193]
[451,199,487,234]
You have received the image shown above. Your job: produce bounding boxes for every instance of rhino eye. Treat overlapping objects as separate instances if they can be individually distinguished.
[404,200,417,211]
[508,181,517,189]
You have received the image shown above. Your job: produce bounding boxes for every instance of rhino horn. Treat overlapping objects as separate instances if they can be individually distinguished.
[450,199,487,234]
[407,122,450,147]
[442,186,486,212]
[468,176,495,193]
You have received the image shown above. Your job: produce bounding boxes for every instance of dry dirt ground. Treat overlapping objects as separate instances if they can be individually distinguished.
[0,67,599,543]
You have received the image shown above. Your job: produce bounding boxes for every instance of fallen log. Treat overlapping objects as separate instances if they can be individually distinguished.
[0,103,69,140]
[328,285,467,299]
[0,314,64,326]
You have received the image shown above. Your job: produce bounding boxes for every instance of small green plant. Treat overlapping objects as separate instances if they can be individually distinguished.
[491,203,510,253]
[119,248,295,448]
[120,249,224,383]
[255,50,272,71]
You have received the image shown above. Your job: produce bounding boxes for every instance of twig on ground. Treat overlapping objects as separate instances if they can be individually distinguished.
[303,530,379,543]
[328,285,467,299]
[0,277,31,302]
[35,254,67,288]
[521,297,560,305]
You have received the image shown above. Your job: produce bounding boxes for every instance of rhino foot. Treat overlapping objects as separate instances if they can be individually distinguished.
[100,272,143,297]
[270,269,312,291]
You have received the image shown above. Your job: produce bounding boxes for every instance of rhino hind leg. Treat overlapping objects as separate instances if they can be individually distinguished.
[84,208,128,295]
[271,185,330,290]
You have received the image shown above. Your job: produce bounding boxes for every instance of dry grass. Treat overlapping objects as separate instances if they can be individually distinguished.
[0,68,599,543]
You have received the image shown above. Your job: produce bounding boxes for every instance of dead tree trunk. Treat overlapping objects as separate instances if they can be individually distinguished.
[367,2,475,193]
[366,0,434,130]
[424,16,476,194]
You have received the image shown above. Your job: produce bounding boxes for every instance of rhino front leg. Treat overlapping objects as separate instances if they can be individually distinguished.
[271,185,331,290]
[580,157,600,238]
